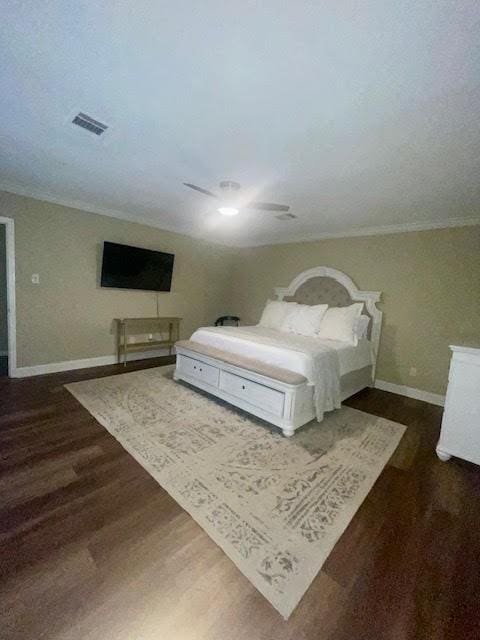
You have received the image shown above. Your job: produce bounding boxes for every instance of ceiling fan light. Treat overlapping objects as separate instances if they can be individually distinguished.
[217,206,239,216]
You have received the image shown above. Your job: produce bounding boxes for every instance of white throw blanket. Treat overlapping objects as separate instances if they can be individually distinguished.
[190,326,341,421]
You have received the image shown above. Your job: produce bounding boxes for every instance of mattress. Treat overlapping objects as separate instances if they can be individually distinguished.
[190,326,373,380]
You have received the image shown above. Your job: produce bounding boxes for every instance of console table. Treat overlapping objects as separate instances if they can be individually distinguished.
[115,317,181,366]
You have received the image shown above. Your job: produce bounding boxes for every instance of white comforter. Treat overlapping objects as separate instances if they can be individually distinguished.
[190,326,372,421]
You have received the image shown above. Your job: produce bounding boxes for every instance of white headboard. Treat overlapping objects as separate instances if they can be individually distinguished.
[274,266,382,379]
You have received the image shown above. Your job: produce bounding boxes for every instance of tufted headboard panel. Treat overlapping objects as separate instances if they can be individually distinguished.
[284,276,353,307]
[284,276,373,339]
[274,266,383,379]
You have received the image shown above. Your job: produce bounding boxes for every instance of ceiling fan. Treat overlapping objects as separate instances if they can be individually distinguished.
[183,180,290,216]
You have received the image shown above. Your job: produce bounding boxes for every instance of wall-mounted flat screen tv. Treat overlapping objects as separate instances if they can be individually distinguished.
[101,241,174,292]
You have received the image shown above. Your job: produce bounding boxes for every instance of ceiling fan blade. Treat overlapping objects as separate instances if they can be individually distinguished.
[183,183,219,198]
[249,202,290,212]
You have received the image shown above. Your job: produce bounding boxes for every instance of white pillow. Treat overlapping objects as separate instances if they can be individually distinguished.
[354,315,370,340]
[317,303,364,345]
[281,303,328,337]
[258,300,297,330]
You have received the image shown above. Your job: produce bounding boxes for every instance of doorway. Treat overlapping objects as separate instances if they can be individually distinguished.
[0,224,7,375]
[0,217,16,377]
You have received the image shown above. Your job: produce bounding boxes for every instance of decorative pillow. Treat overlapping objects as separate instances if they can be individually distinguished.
[281,303,328,337]
[317,303,364,345]
[258,300,297,330]
[354,315,370,340]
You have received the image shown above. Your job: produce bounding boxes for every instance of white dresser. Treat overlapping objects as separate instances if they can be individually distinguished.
[437,345,480,465]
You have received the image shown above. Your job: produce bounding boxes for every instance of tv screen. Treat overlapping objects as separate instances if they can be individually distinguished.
[100,241,174,292]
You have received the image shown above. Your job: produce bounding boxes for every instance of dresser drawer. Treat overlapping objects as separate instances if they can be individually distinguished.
[177,355,219,387]
[437,346,480,466]
[219,370,285,417]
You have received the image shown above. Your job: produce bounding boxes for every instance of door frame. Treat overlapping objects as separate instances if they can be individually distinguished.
[0,216,17,376]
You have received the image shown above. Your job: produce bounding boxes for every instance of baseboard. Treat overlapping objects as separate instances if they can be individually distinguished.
[374,379,445,407]
[11,358,446,409]
[12,349,171,378]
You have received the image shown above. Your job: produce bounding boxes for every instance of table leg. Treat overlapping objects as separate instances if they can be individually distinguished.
[116,322,122,364]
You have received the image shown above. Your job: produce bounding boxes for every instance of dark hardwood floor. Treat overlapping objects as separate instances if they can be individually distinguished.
[1,358,479,640]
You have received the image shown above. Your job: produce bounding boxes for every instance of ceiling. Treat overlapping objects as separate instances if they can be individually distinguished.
[1,1,479,247]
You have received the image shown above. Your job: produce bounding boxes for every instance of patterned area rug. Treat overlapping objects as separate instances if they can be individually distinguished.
[66,366,406,618]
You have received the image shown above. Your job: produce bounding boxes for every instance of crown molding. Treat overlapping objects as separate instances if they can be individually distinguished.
[236,216,480,247]
[0,180,217,244]
[1,180,478,248]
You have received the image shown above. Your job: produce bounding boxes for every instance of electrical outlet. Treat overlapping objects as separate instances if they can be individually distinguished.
[409,367,417,377]
[31,273,40,284]
[148,333,153,341]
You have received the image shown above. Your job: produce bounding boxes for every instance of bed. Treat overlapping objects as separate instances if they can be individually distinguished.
[174,266,382,436]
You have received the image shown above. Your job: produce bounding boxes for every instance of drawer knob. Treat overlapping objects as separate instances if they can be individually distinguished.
[200,368,203,372]
[242,385,246,390]
[193,365,196,369]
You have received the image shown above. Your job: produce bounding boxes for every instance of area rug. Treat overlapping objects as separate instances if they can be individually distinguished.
[66,366,406,618]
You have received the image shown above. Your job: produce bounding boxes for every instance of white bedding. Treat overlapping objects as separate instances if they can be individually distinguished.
[189,326,373,421]
[190,326,373,379]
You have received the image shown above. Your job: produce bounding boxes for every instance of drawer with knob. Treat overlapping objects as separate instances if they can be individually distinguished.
[219,370,285,417]
[176,355,219,387]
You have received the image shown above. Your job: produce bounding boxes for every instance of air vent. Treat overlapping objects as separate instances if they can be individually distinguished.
[275,213,297,221]
[72,112,108,136]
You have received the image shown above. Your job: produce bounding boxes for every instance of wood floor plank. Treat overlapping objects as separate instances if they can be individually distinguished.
[0,356,478,640]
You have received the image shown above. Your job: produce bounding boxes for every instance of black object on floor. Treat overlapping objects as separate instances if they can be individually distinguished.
[215,315,240,326]
[0,355,8,376]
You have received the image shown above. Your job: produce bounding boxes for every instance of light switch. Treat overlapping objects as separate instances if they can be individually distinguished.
[31,273,40,284]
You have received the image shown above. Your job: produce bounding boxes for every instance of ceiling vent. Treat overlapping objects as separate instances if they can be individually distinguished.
[275,213,297,221]
[72,112,108,136]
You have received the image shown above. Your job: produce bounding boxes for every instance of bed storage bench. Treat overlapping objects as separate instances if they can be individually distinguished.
[174,340,313,436]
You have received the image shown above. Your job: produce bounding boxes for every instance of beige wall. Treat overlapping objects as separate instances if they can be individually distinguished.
[229,226,480,395]
[2,189,478,395]
[0,224,7,353]
[0,191,235,368]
